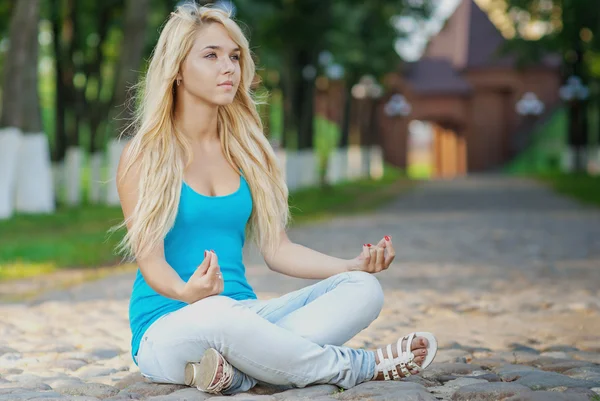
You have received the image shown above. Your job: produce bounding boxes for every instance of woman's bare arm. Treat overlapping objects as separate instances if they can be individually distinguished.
[116,143,186,301]
[261,229,351,280]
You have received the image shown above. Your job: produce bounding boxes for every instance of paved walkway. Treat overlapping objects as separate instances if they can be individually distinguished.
[2,175,600,400]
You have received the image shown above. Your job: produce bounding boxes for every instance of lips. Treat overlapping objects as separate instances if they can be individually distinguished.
[218,81,234,87]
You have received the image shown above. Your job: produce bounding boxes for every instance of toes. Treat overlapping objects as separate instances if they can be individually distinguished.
[414,348,427,356]
[410,336,429,351]
[413,356,425,365]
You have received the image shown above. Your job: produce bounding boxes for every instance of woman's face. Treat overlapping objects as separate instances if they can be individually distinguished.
[178,23,241,106]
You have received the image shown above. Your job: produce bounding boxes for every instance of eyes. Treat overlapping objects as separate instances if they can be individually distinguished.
[205,52,240,61]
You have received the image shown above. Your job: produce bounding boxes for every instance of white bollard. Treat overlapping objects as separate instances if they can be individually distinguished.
[370,146,384,180]
[360,146,371,178]
[327,148,348,185]
[64,146,83,206]
[0,127,22,219]
[298,150,318,188]
[105,138,129,205]
[14,133,55,213]
[286,151,300,192]
[89,152,104,204]
[347,145,363,180]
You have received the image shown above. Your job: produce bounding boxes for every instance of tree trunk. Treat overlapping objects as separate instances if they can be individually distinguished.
[2,0,55,214]
[281,55,298,149]
[51,0,67,162]
[0,0,41,130]
[340,85,352,148]
[110,0,151,137]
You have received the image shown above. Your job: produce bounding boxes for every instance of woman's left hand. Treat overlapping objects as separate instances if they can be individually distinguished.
[347,235,395,274]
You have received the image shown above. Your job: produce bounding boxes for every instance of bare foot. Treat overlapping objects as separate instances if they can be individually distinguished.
[372,336,429,380]
[210,358,224,387]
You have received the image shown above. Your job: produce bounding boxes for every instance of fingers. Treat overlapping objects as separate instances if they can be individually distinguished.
[376,237,387,248]
[209,250,219,268]
[206,263,224,294]
[369,246,385,272]
[384,236,396,266]
[362,244,370,259]
[193,250,212,276]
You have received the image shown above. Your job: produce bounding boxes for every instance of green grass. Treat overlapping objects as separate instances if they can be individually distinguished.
[0,166,412,281]
[407,162,432,179]
[536,172,600,207]
[504,107,567,175]
[0,205,126,280]
[288,165,411,224]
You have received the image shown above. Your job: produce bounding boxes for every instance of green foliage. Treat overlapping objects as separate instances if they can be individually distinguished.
[505,107,567,174]
[537,172,600,208]
[0,169,410,276]
[314,116,341,160]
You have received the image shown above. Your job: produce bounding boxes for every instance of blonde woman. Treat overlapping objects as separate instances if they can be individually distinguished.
[115,3,438,396]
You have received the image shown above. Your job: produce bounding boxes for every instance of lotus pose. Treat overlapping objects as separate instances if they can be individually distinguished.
[115,3,438,395]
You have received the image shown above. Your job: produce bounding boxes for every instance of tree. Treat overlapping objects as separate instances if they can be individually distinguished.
[0,0,55,215]
[236,0,432,150]
[1,0,42,132]
[503,0,600,171]
[110,0,152,138]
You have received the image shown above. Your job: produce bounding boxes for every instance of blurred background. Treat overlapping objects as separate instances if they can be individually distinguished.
[1,0,599,284]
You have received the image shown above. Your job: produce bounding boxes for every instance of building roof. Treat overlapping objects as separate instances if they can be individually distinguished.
[423,0,515,70]
[403,0,560,94]
[403,58,472,95]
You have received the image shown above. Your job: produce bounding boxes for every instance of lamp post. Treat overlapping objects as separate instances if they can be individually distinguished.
[384,94,412,118]
[351,75,383,147]
[514,92,544,154]
[351,75,383,178]
[559,75,590,172]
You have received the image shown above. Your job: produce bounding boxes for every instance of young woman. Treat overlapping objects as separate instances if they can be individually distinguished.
[115,3,438,396]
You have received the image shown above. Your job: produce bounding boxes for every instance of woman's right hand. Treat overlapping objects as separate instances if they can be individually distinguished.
[177,250,224,304]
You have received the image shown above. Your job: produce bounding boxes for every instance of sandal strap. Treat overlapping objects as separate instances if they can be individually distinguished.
[376,348,390,381]
[375,332,424,381]
[206,352,234,393]
[397,334,415,365]
[398,361,411,377]
[386,344,400,380]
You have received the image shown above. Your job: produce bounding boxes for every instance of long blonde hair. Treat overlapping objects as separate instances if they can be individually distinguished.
[114,3,290,261]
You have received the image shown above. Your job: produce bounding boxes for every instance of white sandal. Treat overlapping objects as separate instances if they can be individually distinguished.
[185,348,234,394]
[374,332,438,380]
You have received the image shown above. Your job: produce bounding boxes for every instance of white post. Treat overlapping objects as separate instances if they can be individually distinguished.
[64,146,84,206]
[0,127,22,219]
[298,149,318,188]
[14,133,55,213]
[370,145,384,179]
[360,146,371,178]
[89,152,104,204]
[327,148,347,185]
[286,151,300,192]
[347,145,362,180]
[105,138,128,205]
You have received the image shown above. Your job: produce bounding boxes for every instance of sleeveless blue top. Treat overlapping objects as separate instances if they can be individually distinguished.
[129,173,257,362]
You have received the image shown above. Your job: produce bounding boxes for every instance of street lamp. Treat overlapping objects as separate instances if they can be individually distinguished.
[559,76,590,102]
[559,75,590,172]
[514,92,544,154]
[351,75,383,146]
[515,92,545,116]
[384,94,412,117]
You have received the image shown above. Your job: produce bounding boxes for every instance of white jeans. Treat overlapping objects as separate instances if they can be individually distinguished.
[136,271,384,394]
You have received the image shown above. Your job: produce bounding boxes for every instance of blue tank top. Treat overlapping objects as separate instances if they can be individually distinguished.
[128,173,257,362]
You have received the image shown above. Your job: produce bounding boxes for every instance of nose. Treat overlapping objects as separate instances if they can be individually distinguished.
[221,56,235,75]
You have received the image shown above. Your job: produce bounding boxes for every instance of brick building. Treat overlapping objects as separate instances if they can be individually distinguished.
[377,0,562,177]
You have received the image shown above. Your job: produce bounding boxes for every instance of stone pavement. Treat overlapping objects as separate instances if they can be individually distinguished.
[1,175,600,400]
